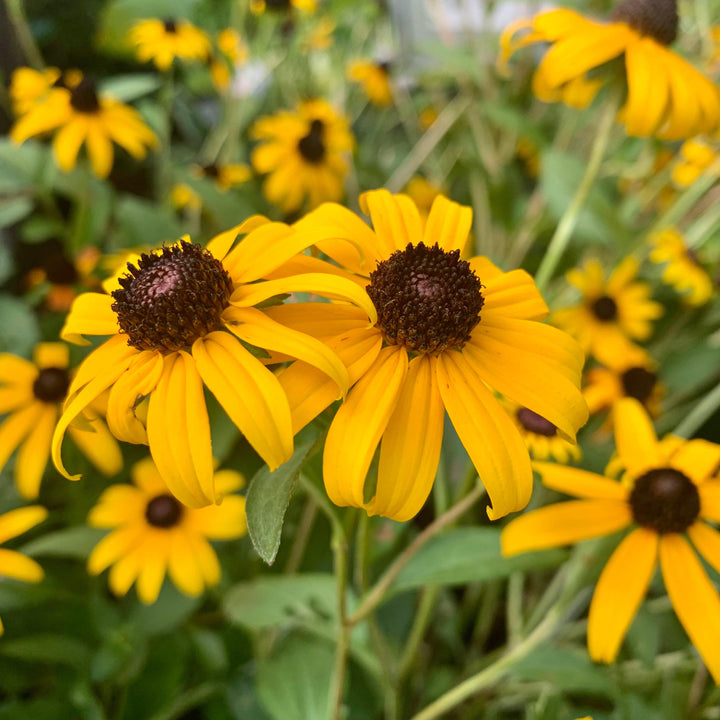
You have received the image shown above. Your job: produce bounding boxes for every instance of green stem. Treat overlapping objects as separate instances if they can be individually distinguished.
[5,0,44,69]
[329,523,351,720]
[397,586,440,681]
[671,380,720,439]
[156,70,175,205]
[284,496,317,574]
[534,92,619,292]
[506,572,525,646]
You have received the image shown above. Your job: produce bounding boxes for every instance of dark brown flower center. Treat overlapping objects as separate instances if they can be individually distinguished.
[629,467,699,533]
[378,61,391,74]
[591,295,618,322]
[70,78,100,114]
[163,18,178,33]
[297,119,326,164]
[367,242,484,354]
[612,0,678,46]
[33,367,70,403]
[202,163,220,178]
[516,407,557,437]
[265,0,291,9]
[621,366,657,404]
[111,241,233,353]
[145,493,184,528]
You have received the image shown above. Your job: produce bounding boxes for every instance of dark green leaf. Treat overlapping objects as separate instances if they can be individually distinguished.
[0,295,40,357]
[99,74,162,101]
[21,527,106,559]
[0,197,34,228]
[0,634,91,670]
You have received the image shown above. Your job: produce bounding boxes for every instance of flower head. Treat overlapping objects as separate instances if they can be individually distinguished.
[87,457,246,604]
[210,28,248,90]
[51,221,375,508]
[502,398,720,681]
[191,161,252,191]
[0,505,47,634]
[0,343,121,499]
[10,77,157,178]
[129,18,211,71]
[269,189,588,521]
[553,257,663,365]
[249,0,316,15]
[9,66,81,116]
[347,60,393,107]
[500,0,720,140]
[671,137,720,187]
[250,99,354,213]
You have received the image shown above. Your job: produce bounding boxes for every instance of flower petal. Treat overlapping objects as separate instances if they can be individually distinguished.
[146,352,215,508]
[623,39,670,137]
[477,266,549,320]
[360,188,424,253]
[85,122,114,178]
[323,346,408,509]
[423,195,472,254]
[613,398,661,475]
[192,332,293,471]
[669,439,720,485]
[135,541,169,604]
[699,481,720,523]
[205,215,270,261]
[168,532,204,596]
[660,533,720,684]
[501,499,632,555]
[436,350,532,520]
[67,418,123,477]
[33,343,69,370]
[0,403,44,477]
[53,117,88,172]
[533,462,628,500]
[688,522,720,576]
[369,354,445,521]
[61,293,119,345]
[15,404,56,499]
[0,354,37,385]
[0,548,45,583]
[263,302,370,339]
[588,527,658,663]
[0,505,48,545]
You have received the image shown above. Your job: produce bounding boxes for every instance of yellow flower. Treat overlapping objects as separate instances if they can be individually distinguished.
[504,399,582,464]
[553,257,663,365]
[269,190,587,521]
[0,343,122,500]
[129,18,211,71]
[649,228,714,306]
[303,17,335,51]
[10,78,157,178]
[191,162,252,190]
[250,0,316,15]
[500,0,720,140]
[347,60,393,107]
[210,28,248,90]
[403,176,442,217]
[502,398,720,682]
[671,137,720,187]
[251,99,354,213]
[0,505,47,634]
[87,457,246,604]
[9,67,66,116]
[584,347,663,418]
[51,222,375,508]
[419,106,438,130]
[171,183,202,211]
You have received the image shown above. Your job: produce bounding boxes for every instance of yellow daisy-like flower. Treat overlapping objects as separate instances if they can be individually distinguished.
[51,221,375,508]
[502,398,720,681]
[88,457,246,604]
[10,78,157,179]
[403,176,442,218]
[9,67,68,116]
[251,99,354,213]
[505,400,582,464]
[648,228,714,306]
[419,106,438,130]
[191,162,252,191]
[209,28,248,90]
[671,137,719,187]
[0,343,122,500]
[129,18,211,71]
[584,346,663,418]
[171,183,202,211]
[0,505,47,634]
[500,0,720,140]
[303,17,335,51]
[249,0,316,15]
[347,60,393,107]
[553,257,663,365]
[268,189,588,521]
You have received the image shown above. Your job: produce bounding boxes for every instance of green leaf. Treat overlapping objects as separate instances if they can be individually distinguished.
[0,634,91,670]
[0,139,46,191]
[391,527,568,593]
[113,195,185,248]
[245,426,320,565]
[99,74,162,101]
[0,295,40,357]
[21,527,106,559]
[0,196,34,228]
[223,573,344,631]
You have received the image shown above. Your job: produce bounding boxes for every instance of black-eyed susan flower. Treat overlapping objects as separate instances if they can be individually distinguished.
[502,398,720,681]
[671,137,719,187]
[347,60,393,107]
[87,457,246,604]
[500,0,720,140]
[505,400,582,464]
[0,505,47,634]
[553,257,663,365]
[51,221,376,508]
[250,100,354,213]
[191,162,252,191]
[267,190,588,521]
[404,176,442,218]
[9,66,81,116]
[10,78,157,178]
[129,18,211,71]
[250,0,316,15]
[649,228,714,306]
[0,343,121,500]
[171,183,202,212]
[209,28,248,91]
[584,347,663,418]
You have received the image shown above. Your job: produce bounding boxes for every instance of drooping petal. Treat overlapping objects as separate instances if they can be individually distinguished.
[369,354,445,521]
[52,116,88,171]
[263,303,371,340]
[501,500,632,556]
[323,346,408,509]
[533,462,628,500]
[205,216,270,261]
[660,533,720,684]
[14,404,56,499]
[135,540,170,604]
[168,532,205,596]
[61,293,119,345]
[0,548,45,583]
[67,418,123,477]
[146,352,215,508]
[623,39,670,137]
[423,195,472,254]
[588,527,657,663]
[0,505,48,545]
[192,332,293,471]
[436,351,532,520]
[223,306,349,395]
[85,122,114,178]
[612,398,661,475]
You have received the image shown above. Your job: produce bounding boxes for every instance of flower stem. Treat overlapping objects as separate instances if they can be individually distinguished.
[5,0,44,69]
[672,380,720,439]
[534,93,619,292]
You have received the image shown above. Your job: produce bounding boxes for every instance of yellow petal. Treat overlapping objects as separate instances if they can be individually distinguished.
[360,188,423,253]
[0,548,45,583]
[323,346,408,509]
[168,532,204,596]
[146,352,215,508]
[263,302,370,340]
[0,505,48,544]
[623,39,669,137]
[0,354,37,385]
[613,398,660,475]
[136,542,169,604]
[223,306,349,395]
[15,404,56,499]
[0,385,34,414]
[533,462,628,500]
[670,439,720,485]
[108,545,145,597]
[688,522,720,576]
[53,117,88,172]
[477,266,549,320]
[87,527,143,574]
[699,481,720,523]
[588,527,658,663]
[85,122,114,178]
[61,293,119,345]
[33,343,69,370]
[501,500,632,556]
[660,533,720,684]
[369,354,444,521]
[192,332,293,471]
[67,417,123,477]
[423,195,472,254]
[0,403,44,476]
[436,351,533,520]
[205,216,270,261]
